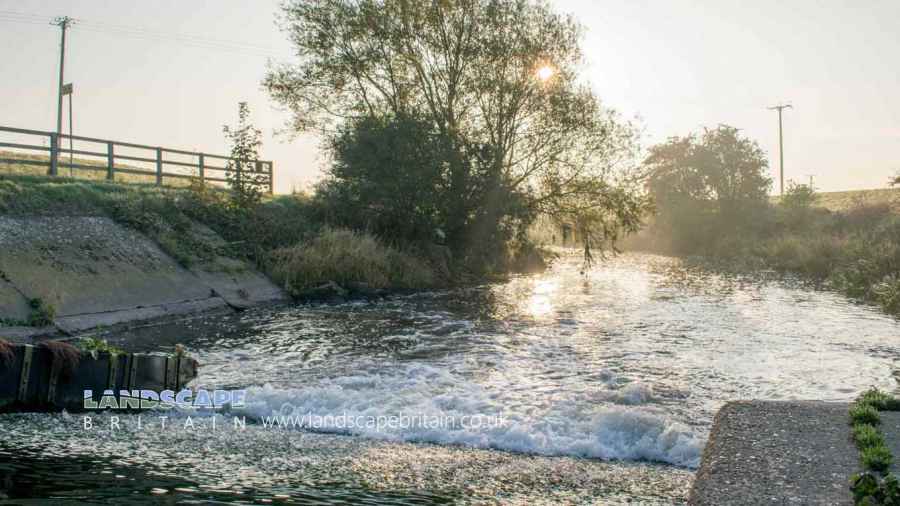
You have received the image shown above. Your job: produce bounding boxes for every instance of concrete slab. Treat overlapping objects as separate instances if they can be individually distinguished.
[878,411,900,474]
[0,277,29,323]
[183,222,286,308]
[190,259,287,309]
[54,297,229,334]
[0,216,285,333]
[0,325,56,343]
[690,401,858,505]
[0,217,213,317]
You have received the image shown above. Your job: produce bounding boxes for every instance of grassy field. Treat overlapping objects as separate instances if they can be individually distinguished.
[813,188,900,212]
[773,187,900,212]
[0,150,193,187]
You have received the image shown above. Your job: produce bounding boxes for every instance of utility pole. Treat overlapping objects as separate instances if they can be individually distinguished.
[768,103,792,196]
[806,174,815,191]
[52,16,73,155]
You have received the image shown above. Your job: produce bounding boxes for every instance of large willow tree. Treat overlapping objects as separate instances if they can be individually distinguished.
[265,0,649,265]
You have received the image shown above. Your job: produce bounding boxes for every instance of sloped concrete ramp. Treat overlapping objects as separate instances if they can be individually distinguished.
[0,216,285,335]
[690,401,857,505]
[0,277,29,322]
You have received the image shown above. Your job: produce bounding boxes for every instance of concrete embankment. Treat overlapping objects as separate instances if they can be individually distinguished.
[0,216,286,340]
[690,401,859,505]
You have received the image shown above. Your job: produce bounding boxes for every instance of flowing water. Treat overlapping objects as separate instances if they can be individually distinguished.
[2,252,899,504]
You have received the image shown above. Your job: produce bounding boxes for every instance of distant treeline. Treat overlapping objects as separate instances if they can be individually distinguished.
[627,125,900,315]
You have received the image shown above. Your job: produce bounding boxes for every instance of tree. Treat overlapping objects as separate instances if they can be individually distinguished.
[891,171,900,187]
[781,181,817,210]
[316,112,454,243]
[223,102,266,208]
[265,0,649,265]
[644,126,772,252]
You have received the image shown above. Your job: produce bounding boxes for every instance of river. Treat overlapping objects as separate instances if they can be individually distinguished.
[2,252,898,504]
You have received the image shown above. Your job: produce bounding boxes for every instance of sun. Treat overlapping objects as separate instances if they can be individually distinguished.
[536,65,555,82]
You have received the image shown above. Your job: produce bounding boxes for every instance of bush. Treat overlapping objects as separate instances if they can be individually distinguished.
[855,424,886,450]
[269,228,436,296]
[27,298,55,327]
[851,403,882,426]
[863,445,894,473]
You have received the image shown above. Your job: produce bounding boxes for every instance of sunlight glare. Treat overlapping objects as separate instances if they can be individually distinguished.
[536,65,555,82]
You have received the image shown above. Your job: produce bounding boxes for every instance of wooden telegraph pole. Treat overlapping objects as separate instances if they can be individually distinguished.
[768,103,792,196]
[51,16,73,176]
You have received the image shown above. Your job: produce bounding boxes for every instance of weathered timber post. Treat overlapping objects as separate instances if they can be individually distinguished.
[106,142,114,180]
[155,147,163,185]
[49,133,59,176]
[198,153,205,185]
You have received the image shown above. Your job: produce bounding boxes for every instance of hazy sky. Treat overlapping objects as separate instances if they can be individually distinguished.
[1,0,897,193]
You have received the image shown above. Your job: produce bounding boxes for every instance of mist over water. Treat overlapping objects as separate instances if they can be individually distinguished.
[3,252,899,504]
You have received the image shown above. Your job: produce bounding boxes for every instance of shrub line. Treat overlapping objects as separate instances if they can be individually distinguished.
[849,388,900,504]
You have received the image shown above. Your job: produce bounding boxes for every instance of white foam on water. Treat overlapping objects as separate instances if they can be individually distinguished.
[612,382,655,405]
[233,364,702,468]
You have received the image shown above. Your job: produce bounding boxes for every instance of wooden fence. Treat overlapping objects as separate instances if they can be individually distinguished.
[0,125,274,193]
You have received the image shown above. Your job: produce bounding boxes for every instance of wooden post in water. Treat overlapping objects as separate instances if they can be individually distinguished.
[106,142,114,181]
[155,147,163,185]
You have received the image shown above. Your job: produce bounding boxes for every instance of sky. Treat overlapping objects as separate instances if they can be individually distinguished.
[1,0,897,193]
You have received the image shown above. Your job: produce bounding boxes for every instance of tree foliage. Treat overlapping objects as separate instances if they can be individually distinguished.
[223,102,266,208]
[265,0,649,267]
[315,113,455,243]
[644,125,772,252]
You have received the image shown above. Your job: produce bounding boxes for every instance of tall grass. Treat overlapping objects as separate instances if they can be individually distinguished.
[269,228,436,295]
[630,186,900,316]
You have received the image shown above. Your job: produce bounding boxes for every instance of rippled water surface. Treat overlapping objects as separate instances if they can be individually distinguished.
[2,252,899,504]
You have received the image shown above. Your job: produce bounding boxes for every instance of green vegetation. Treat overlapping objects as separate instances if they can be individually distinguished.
[806,188,900,213]
[631,126,900,317]
[76,337,125,356]
[0,174,439,297]
[863,446,894,473]
[849,388,900,504]
[852,404,883,426]
[0,150,189,186]
[223,102,268,208]
[26,298,55,327]
[0,297,57,327]
[270,228,437,296]
[265,0,649,274]
[3,1,653,293]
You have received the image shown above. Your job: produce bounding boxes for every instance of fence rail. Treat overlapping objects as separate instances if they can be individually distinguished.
[0,125,273,193]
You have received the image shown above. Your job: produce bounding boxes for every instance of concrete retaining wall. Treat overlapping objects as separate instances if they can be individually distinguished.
[690,401,857,505]
[0,216,286,338]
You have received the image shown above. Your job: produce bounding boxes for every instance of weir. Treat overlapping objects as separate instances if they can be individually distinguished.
[0,341,199,413]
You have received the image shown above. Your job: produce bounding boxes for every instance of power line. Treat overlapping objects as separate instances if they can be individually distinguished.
[0,11,283,58]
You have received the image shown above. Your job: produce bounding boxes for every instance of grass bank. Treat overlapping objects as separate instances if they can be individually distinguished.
[0,174,445,300]
[628,188,900,317]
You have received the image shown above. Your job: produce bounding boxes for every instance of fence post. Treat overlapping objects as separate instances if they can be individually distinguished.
[106,142,114,181]
[155,147,162,185]
[268,162,274,195]
[49,133,59,176]
[198,153,205,185]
